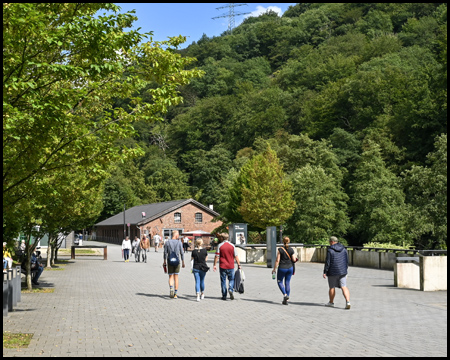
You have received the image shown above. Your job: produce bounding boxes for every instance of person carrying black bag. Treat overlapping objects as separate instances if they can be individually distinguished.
[191,239,209,301]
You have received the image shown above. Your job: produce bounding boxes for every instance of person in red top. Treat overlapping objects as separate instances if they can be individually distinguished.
[213,233,241,300]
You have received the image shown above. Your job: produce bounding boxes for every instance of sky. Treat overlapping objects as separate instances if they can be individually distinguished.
[102,3,296,48]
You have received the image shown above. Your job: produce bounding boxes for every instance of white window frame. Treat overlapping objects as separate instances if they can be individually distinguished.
[174,212,181,223]
[195,212,203,223]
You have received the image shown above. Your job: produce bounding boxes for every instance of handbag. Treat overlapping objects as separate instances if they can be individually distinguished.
[199,263,210,272]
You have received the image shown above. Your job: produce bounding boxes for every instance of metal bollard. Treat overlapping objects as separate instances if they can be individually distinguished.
[16,266,21,303]
[7,269,15,311]
[3,279,8,317]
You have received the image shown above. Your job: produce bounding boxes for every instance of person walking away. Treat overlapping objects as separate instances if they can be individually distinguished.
[163,230,185,298]
[31,251,44,285]
[272,237,296,305]
[213,233,242,300]
[122,236,131,262]
[153,233,161,252]
[140,235,150,263]
[191,239,209,301]
[323,236,351,309]
[132,236,140,262]
[183,236,189,253]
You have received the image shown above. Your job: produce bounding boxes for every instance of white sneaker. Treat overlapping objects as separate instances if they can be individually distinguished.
[196,295,200,302]
[325,302,334,307]
[346,301,351,309]
[200,293,205,300]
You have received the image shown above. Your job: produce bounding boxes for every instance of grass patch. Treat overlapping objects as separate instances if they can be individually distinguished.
[254,262,267,266]
[21,287,54,294]
[58,248,96,255]
[55,259,70,264]
[45,267,64,271]
[3,332,33,349]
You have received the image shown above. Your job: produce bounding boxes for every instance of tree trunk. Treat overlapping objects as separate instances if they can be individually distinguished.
[51,245,56,266]
[46,243,52,268]
[25,254,32,291]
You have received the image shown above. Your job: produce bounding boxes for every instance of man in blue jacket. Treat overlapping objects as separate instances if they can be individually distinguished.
[323,236,351,309]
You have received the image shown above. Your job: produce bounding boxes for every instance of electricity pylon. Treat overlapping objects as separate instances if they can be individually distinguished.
[212,3,251,34]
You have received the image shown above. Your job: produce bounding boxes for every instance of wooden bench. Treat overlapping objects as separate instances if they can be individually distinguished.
[71,245,107,260]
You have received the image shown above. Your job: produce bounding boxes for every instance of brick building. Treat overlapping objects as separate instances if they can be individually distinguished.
[94,199,222,248]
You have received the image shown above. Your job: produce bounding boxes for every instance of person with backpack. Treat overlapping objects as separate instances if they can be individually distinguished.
[163,230,185,299]
[272,236,297,305]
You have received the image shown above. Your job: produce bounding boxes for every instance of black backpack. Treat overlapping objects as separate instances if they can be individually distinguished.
[168,249,180,267]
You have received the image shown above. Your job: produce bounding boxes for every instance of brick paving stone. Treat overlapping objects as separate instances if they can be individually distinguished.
[3,240,447,357]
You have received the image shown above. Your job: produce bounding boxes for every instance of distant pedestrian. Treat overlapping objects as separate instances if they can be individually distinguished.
[213,233,241,300]
[153,233,161,252]
[323,236,351,309]
[163,230,185,298]
[272,236,297,305]
[31,251,44,285]
[183,235,189,253]
[191,239,209,301]
[3,242,13,270]
[122,236,131,262]
[132,236,140,262]
[140,235,150,263]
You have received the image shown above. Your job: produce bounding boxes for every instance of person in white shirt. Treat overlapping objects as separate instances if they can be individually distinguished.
[183,236,189,253]
[121,236,131,262]
[153,233,161,252]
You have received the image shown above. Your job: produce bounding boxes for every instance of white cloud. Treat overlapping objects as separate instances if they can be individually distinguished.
[244,5,282,19]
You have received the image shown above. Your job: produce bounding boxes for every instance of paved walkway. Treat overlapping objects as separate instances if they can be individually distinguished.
[3,240,447,357]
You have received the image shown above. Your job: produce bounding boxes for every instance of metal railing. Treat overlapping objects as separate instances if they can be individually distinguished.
[237,243,447,256]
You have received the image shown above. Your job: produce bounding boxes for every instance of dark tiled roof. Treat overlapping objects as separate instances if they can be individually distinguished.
[94,198,219,227]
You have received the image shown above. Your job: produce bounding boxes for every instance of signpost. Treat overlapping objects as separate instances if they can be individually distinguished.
[229,223,247,245]
[267,226,277,268]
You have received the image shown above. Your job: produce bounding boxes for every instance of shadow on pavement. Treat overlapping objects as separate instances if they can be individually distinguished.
[240,298,278,305]
[288,301,329,307]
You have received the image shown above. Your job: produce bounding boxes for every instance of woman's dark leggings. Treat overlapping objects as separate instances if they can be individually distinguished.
[277,266,294,296]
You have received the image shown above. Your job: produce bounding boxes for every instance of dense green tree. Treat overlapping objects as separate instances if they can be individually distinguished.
[141,156,191,202]
[181,145,232,208]
[349,141,410,246]
[286,165,350,244]
[402,134,447,249]
[238,145,295,230]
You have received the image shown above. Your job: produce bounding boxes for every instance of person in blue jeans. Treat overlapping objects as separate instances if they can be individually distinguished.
[213,233,241,300]
[31,252,44,285]
[191,239,209,301]
[272,237,296,305]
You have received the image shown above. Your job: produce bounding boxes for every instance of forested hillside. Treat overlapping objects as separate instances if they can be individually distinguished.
[100,3,447,249]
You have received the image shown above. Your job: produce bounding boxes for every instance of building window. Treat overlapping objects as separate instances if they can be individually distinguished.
[174,212,181,223]
[195,212,202,223]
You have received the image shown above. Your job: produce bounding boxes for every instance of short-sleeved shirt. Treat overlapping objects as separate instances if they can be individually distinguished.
[278,246,295,269]
[215,241,237,270]
[192,248,208,270]
[154,235,161,243]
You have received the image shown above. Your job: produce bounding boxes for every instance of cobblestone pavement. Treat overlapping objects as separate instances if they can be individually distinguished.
[3,241,447,357]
